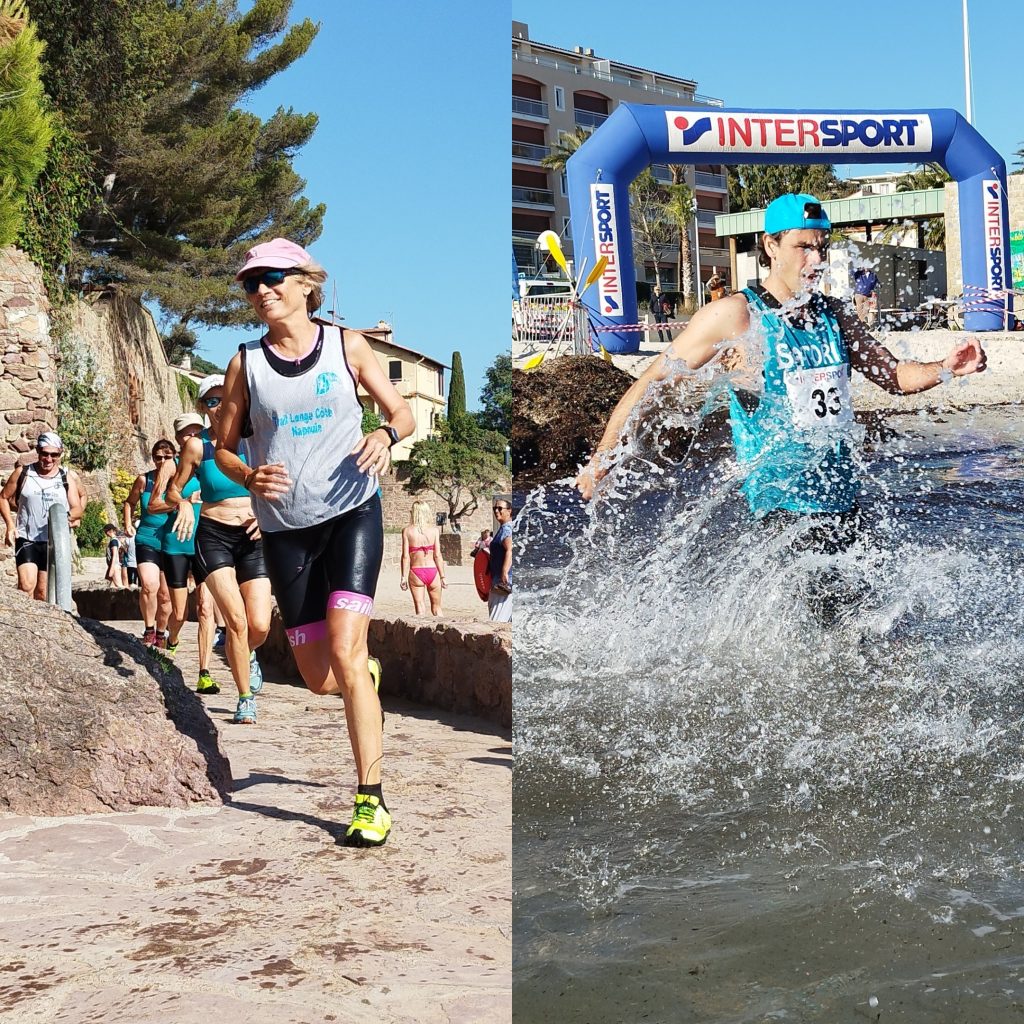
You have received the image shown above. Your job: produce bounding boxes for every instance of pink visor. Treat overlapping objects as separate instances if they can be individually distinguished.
[235,238,313,281]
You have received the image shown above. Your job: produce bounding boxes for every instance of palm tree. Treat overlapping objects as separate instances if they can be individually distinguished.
[540,126,593,173]
[878,162,950,250]
[629,169,673,293]
[662,165,696,307]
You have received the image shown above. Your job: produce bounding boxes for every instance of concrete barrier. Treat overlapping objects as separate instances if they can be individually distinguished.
[71,582,512,728]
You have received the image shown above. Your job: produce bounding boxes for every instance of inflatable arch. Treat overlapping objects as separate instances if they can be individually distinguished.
[565,105,1010,354]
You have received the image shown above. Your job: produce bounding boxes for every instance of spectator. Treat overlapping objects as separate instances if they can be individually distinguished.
[853,267,879,324]
[122,528,138,587]
[103,524,124,588]
[651,287,670,345]
[488,499,513,623]
[473,529,493,555]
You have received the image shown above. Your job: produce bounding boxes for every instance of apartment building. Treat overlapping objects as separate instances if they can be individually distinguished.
[314,318,447,461]
[512,20,731,297]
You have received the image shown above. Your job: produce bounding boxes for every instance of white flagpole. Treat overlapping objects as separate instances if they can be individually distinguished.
[963,0,973,123]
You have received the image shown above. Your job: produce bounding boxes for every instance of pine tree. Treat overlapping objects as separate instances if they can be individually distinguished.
[0,1,53,247]
[448,351,467,421]
[26,0,324,333]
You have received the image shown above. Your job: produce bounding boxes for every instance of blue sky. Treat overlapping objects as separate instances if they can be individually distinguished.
[193,1,507,409]
[514,0,1024,175]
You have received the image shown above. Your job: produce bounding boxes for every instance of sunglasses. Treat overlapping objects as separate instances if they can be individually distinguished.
[203,396,223,409]
[241,268,301,294]
[493,506,509,513]
[803,201,825,221]
[153,453,174,461]
[37,450,60,458]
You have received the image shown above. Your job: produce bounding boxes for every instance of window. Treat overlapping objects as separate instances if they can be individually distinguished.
[554,86,565,111]
[560,171,568,197]
[388,360,402,382]
[437,369,444,396]
[562,217,571,238]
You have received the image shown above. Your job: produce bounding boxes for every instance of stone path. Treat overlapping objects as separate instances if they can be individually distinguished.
[0,620,511,1023]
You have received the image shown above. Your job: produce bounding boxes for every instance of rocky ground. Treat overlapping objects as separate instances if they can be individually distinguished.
[0,614,511,1022]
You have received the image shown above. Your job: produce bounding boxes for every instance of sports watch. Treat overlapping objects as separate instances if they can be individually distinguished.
[379,424,400,448]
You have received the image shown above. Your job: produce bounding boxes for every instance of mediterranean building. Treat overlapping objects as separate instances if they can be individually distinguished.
[513,20,731,298]
[313,318,447,461]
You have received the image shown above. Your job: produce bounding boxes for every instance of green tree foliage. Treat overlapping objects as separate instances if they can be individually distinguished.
[629,169,673,291]
[727,164,850,214]
[191,353,223,376]
[890,163,951,249]
[0,2,53,247]
[26,0,324,339]
[163,322,199,366]
[17,112,97,297]
[76,499,107,552]
[56,329,116,470]
[474,353,511,436]
[405,415,506,530]
[662,166,695,305]
[448,351,466,420]
[361,405,382,435]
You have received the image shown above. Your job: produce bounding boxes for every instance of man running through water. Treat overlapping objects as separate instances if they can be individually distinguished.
[577,194,987,616]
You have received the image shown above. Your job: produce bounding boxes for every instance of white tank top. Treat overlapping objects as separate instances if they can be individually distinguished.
[16,466,70,542]
[242,324,378,532]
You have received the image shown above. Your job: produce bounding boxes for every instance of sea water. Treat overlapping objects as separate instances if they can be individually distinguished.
[514,388,1024,1022]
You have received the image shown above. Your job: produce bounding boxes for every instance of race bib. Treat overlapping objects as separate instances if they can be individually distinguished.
[783,364,853,430]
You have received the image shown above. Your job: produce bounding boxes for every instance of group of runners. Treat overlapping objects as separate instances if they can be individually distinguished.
[3,239,415,849]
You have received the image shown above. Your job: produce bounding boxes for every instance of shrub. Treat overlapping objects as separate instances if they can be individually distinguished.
[77,499,106,551]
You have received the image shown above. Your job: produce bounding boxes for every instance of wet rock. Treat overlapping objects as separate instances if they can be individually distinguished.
[512,356,634,489]
[0,590,231,814]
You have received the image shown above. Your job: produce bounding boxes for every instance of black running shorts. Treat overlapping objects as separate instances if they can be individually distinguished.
[14,538,47,569]
[135,543,162,567]
[261,493,384,630]
[192,517,267,586]
[162,552,192,590]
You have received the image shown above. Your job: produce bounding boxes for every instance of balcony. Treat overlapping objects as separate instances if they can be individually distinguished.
[513,95,549,120]
[513,140,551,163]
[700,246,730,265]
[513,50,724,106]
[695,171,727,190]
[651,163,673,183]
[695,209,720,229]
[573,108,609,130]
[513,185,555,207]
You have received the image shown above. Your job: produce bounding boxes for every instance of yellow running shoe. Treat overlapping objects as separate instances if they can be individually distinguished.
[343,793,391,848]
[367,656,381,694]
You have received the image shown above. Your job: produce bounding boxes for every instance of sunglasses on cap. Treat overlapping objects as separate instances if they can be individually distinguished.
[803,201,824,221]
[241,268,302,294]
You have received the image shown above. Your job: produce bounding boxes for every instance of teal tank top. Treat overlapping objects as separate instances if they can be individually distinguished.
[135,471,169,551]
[727,288,857,517]
[195,430,249,503]
[160,474,200,556]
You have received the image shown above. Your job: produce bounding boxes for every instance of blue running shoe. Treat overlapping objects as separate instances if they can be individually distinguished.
[248,651,263,695]
[233,694,257,725]
[213,626,226,650]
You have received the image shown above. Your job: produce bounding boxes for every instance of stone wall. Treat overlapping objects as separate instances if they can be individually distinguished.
[1,248,190,580]
[0,248,55,480]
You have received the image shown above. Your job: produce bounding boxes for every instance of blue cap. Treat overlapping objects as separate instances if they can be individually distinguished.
[764,193,831,234]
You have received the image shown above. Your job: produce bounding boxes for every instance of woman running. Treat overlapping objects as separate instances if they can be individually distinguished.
[215,237,413,847]
[166,376,272,723]
[148,414,221,695]
[123,440,176,647]
[400,500,446,615]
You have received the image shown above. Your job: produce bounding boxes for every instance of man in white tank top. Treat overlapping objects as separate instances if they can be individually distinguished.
[0,432,84,600]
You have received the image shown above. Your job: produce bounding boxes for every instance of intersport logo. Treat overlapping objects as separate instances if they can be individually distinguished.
[665,112,933,156]
[983,179,1006,294]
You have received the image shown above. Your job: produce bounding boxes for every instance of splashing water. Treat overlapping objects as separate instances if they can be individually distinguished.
[514,328,1024,1020]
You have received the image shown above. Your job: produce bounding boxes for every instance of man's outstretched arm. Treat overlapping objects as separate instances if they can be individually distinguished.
[576,294,750,499]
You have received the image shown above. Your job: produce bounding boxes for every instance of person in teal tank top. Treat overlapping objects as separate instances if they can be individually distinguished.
[123,439,176,648]
[577,193,988,616]
[148,414,220,690]
[166,377,272,720]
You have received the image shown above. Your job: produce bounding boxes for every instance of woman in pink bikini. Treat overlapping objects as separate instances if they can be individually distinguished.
[400,500,446,615]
